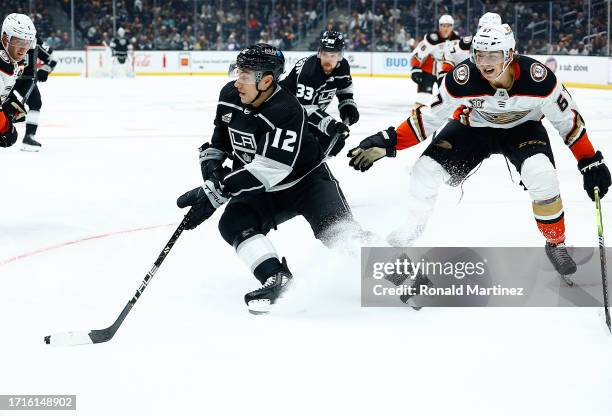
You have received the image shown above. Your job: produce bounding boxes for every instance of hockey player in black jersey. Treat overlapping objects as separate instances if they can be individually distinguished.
[109,28,132,77]
[176,44,368,313]
[280,31,359,157]
[13,36,57,151]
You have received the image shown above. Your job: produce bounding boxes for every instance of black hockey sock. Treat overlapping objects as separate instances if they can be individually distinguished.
[253,257,284,285]
[25,123,38,137]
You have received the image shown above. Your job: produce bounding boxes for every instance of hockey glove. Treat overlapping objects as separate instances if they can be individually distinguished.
[177,180,229,230]
[2,92,26,123]
[347,127,397,172]
[199,143,230,183]
[37,61,57,82]
[578,151,611,201]
[339,101,360,125]
[0,125,18,148]
[323,121,350,157]
[411,68,423,84]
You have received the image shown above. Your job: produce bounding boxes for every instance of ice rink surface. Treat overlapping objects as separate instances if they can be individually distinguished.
[1,75,611,415]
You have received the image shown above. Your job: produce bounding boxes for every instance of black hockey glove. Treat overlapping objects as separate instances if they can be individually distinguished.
[37,61,57,82]
[199,143,230,183]
[0,125,18,148]
[347,127,397,172]
[2,92,26,123]
[578,151,611,201]
[339,101,360,126]
[411,68,423,84]
[177,180,229,230]
[323,121,350,157]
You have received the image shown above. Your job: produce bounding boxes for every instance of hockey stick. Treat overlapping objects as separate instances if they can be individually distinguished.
[594,187,611,332]
[7,46,38,124]
[22,44,39,103]
[44,208,193,346]
[323,119,350,159]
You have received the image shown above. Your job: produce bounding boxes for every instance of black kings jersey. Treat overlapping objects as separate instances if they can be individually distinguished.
[280,54,355,134]
[20,37,55,79]
[209,81,323,197]
[110,37,129,57]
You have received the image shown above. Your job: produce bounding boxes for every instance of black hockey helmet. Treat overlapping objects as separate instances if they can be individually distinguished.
[319,31,345,52]
[235,43,285,84]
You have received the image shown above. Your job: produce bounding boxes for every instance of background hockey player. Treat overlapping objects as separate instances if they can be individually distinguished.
[436,13,502,85]
[348,23,612,276]
[109,27,133,78]
[177,44,369,314]
[280,31,359,157]
[0,13,36,149]
[13,36,57,151]
[410,14,459,107]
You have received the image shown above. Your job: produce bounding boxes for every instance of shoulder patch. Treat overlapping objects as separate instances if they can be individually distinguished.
[0,50,11,65]
[453,64,470,85]
[294,56,308,75]
[530,63,548,82]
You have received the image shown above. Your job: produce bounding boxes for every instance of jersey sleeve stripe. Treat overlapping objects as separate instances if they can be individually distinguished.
[257,113,276,129]
[291,111,305,168]
[218,101,243,111]
[245,155,292,189]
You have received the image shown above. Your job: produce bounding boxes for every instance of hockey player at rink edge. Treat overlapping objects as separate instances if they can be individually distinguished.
[176,44,373,314]
[110,27,133,78]
[410,14,460,107]
[280,30,359,156]
[0,13,36,148]
[348,23,612,276]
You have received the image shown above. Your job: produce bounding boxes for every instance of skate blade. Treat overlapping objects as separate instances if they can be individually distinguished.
[21,144,41,152]
[559,274,575,286]
[247,299,272,315]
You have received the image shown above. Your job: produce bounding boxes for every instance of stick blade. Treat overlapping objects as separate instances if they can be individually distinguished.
[44,330,93,346]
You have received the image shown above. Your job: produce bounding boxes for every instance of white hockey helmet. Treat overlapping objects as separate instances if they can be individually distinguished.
[471,24,516,80]
[471,23,515,61]
[2,13,37,49]
[117,27,125,37]
[478,12,502,29]
[439,14,454,27]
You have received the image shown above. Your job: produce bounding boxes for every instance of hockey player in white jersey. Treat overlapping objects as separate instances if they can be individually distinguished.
[0,13,36,148]
[348,23,611,276]
[410,14,459,106]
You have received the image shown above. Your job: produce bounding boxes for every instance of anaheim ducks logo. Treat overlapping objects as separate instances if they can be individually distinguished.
[453,64,470,85]
[475,109,531,124]
[530,63,548,82]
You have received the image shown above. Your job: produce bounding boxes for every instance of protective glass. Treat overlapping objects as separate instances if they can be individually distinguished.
[473,50,504,65]
[228,63,257,85]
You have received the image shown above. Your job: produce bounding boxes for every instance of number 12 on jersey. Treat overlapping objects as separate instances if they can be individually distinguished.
[271,129,297,152]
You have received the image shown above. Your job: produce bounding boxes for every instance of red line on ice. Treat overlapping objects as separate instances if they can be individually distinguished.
[0,223,177,267]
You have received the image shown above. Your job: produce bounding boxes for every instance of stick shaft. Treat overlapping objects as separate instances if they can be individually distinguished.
[595,187,611,332]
